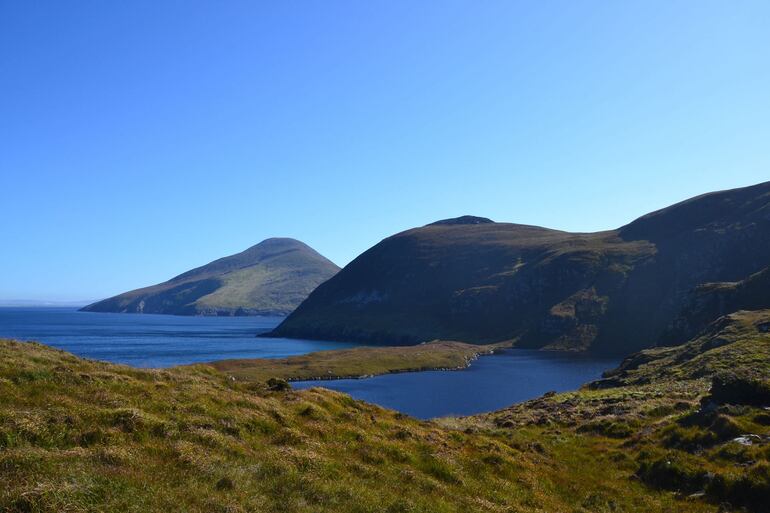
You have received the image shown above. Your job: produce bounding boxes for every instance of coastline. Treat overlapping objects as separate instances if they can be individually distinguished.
[206,340,513,383]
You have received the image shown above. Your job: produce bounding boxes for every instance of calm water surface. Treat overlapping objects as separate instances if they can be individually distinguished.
[294,350,619,419]
[1,307,619,418]
[0,307,355,367]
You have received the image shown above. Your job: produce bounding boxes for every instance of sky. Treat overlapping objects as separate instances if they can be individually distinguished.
[1,1,769,302]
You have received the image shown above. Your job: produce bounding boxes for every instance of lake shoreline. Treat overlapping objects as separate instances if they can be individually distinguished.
[1,308,620,419]
[282,351,489,382]
[207,340,513,383]
[292,348,621,419]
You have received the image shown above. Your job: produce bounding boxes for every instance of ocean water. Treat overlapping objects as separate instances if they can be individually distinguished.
[0,307,356,367]
[1,307,618,418]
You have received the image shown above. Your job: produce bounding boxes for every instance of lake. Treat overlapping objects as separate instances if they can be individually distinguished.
[294,350,619,419]
[0,307,619,418]
[0,307,355,367]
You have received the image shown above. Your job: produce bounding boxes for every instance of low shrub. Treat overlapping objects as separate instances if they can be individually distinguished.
[753,412,770,426]
[669,412,741,450]
[637,454,709,493]
[577,419,636,438]
[215,476,235,491]
[708,372,770,406]
[417,454,460,484]
[707,463,770,511]
[662,425,717,451]
[266,378,290,391]
[714,443,752,464]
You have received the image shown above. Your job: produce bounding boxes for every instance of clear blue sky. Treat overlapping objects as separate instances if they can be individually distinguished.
[1,1,769,301]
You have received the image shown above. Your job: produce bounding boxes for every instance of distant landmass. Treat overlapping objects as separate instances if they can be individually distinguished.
[0,299,94,308]
[81,238,339,316]
[268,181,770,354]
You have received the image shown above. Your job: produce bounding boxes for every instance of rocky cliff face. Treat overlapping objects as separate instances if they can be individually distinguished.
[661,266,770,344]
[269,181,770,354]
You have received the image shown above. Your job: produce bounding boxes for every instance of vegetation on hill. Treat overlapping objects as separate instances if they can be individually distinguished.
[81,238,339,316]
[453,309,770,512]
[208,340,509,382]
[2,309,769,512]
[268,181,770,354]
[663,266,770,344]
[0,338,715,513]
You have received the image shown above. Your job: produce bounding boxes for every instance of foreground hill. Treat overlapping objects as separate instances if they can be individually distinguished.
[2,310,769,512]
[81,238,339,316]
[269,182,770,353]
[0,339,728,513]
[459,309,770,512]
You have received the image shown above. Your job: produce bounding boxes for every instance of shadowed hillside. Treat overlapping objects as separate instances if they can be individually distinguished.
[268,181,770,354]
[82,238,339,316]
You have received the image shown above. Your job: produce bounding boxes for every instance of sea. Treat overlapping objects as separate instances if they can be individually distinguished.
[0,307,618,418]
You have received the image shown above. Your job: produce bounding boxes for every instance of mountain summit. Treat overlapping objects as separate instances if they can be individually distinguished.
[428,216,494,226]
[268,181,770,354]
[81,238,339,316]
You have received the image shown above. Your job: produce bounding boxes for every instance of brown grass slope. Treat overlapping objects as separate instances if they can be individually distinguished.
[81,238,339,316]
[0,338,713,513]
[269,181,770,354]
[208,340,509,382]
[457,309,770,512]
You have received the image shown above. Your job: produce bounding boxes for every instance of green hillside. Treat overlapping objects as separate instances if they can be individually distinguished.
[268,181,770,354]
[3,309,769,512]
[81,238,339,316]
[460,309,770,512]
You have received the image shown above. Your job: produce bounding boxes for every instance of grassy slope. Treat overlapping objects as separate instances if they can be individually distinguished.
[452,310,770,512]
[0,339,709,513]
[272,221,654,347]
[208,340,509,382]
[194,263,333,314]
[81,238,339,316]
[270,181,770,354]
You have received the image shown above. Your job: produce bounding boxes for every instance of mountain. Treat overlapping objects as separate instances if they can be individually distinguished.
[81,238,340,316]
[268,181,770,353]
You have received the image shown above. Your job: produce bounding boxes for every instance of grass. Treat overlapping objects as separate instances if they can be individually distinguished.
[451,310,770,512]
[2,310,769,512]
[270,219,658,349]
[207,340,509,382]
[0,337,716,513]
